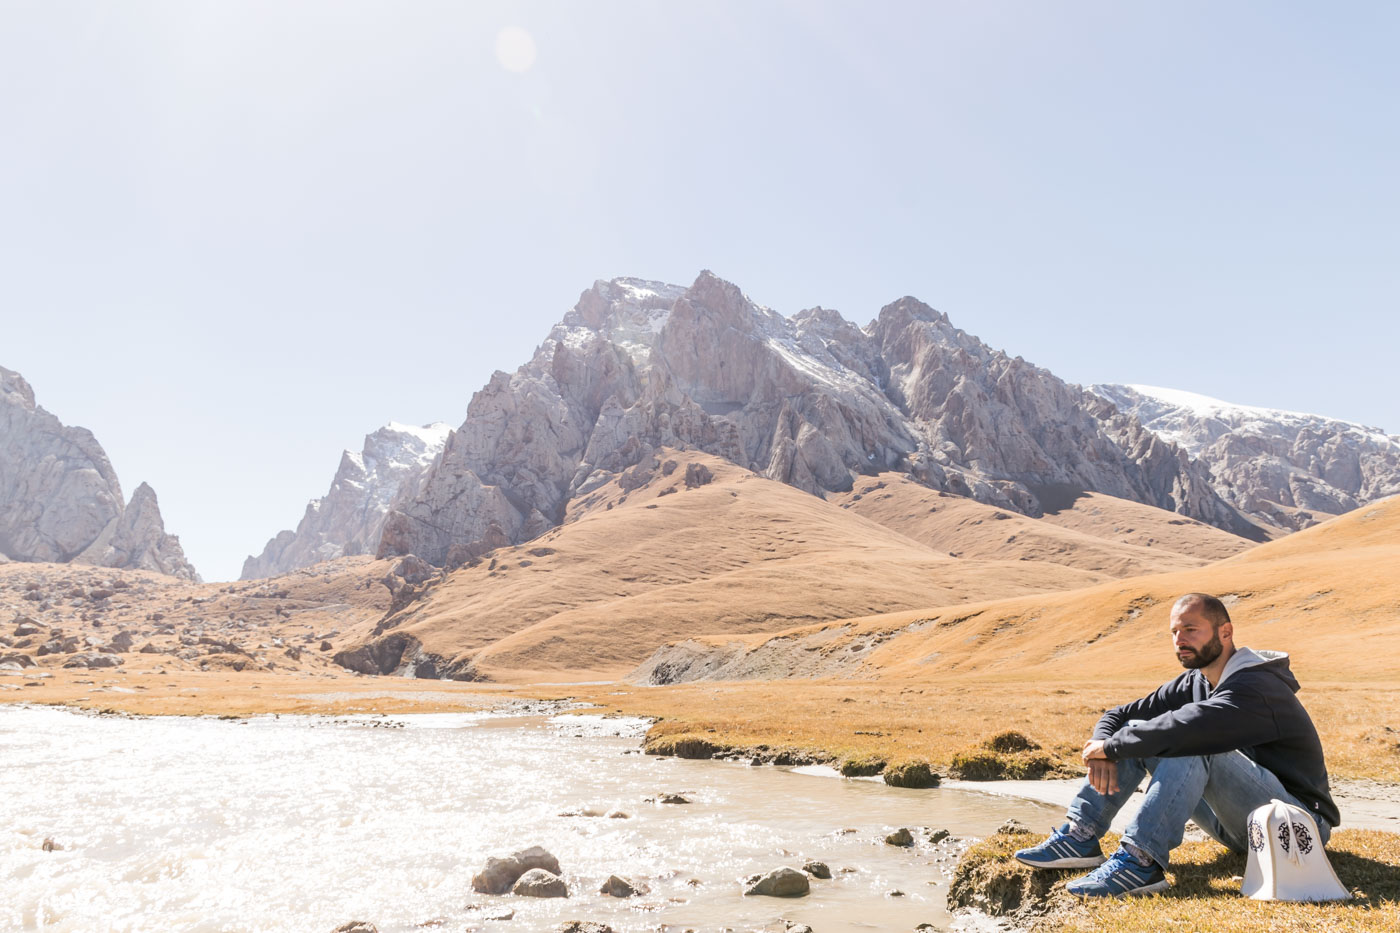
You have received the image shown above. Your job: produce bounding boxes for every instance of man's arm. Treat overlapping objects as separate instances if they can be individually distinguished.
[1091,674,1193,742]
[1103,682,1280,760]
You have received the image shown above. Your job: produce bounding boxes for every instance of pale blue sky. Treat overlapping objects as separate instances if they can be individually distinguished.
[4,1,1397,581]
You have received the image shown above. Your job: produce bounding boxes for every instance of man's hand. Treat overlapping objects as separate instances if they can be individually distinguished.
[1082,740,1118,795]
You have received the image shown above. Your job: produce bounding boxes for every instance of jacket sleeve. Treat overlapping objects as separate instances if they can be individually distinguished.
[1092,675,1192,743]
[1102,680,1281,760]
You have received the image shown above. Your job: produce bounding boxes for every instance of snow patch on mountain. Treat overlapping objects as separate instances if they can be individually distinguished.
[1093,383,1400,530]
[1099,384,1398,454]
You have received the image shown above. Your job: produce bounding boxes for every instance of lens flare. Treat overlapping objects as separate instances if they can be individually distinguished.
[495,26,537,73]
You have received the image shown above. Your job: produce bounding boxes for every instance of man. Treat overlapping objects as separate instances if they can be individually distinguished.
[1014,593,1339,897]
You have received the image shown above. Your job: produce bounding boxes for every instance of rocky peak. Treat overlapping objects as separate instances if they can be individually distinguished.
[1,365,38,410]
[241,421,451,579]
[0,364,197,578]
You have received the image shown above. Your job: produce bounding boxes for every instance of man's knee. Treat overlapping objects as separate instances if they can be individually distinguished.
[1143,754,1208,777]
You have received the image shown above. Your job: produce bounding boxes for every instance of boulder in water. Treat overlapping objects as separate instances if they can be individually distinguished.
[743,866,810,897]
[598,874,648,897]
[885,827,914,846]
[471,845,563,894]
[512,867,567,898]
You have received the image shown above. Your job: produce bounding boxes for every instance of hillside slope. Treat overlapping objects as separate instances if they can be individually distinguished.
[830,473,1255,577]
[634,494,1400,685]
[349,451,1115,682]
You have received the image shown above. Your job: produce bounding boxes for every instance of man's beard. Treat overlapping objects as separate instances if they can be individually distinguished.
[1178,631,1223,669]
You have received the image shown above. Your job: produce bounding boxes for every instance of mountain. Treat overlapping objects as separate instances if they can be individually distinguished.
[1093,384,1400,531]
[374,272,1259,569]
[241,421,451,580]
[0,365,198,580]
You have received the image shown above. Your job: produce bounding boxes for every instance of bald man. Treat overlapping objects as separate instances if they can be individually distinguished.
[1013,593,1339,897]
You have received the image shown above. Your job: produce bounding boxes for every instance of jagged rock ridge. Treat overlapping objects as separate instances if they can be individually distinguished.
[0,365,198,580]
[1093,384,1400,531]
[375,272,1260,567]
[241,422,451,579]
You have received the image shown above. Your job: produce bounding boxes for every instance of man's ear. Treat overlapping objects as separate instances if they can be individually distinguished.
[1220,621,1234,645]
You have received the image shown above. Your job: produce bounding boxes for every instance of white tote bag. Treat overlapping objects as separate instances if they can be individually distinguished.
[1241,798,1350,901]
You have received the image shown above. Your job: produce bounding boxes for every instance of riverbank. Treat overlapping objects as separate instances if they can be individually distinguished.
[949,825,1400,932]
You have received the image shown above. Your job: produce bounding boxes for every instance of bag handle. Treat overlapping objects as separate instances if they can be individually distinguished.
[1271,799,1303,866]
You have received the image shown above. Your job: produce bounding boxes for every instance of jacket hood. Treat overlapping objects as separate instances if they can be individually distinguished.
[1216,646,1299,693]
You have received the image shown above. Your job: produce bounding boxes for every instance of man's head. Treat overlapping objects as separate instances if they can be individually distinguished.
[1170,593,1234,671]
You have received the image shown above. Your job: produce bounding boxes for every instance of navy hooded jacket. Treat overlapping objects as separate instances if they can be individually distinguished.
[1092,647,1340,828]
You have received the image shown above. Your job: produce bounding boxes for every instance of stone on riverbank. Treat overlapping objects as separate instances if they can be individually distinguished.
[802,859,831,879]
[331,923,378,933]
[744,866,810,897]
[470,845,562,894]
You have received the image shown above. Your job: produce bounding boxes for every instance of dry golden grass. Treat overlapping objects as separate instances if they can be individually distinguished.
[952,828,1400,932]
[554,678,1400,783]
[831,473,1254,576]
[4,668,506,716]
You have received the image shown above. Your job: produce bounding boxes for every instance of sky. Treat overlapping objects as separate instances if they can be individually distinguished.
[3,1,1397,582]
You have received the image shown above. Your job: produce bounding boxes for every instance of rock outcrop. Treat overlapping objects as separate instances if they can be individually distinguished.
[1,366,198,579]
[77,482,199,580]
[242,422,450,579]
[1094,384,1400,531]
[375,273,1259,566]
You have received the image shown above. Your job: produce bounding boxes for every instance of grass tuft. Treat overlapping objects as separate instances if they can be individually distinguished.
[949,729,1074,780]
[883,757,941,788]
[950,749,1062,780]
[839,753,887,777]
[643,732,721,759]
[987,730,1041,753]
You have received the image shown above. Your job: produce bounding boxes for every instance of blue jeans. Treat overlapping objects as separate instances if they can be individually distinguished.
[1064,750,1330,869]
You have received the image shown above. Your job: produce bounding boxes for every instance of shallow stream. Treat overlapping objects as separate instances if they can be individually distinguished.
[0,705,1058,932]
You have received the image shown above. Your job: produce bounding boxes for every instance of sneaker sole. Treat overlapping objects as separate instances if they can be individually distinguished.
[1123,879,1170,897]
[1069,878,1170,898]
[1014,855,1106,870]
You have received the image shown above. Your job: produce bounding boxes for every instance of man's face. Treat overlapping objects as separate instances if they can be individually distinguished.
[1170,606,1223,670]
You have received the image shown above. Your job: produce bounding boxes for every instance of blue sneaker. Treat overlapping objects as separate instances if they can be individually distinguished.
[1065,848,1169,897]
[1014,823,1106,870]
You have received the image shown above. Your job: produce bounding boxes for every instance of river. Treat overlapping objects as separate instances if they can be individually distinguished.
[0,704,1058,932]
